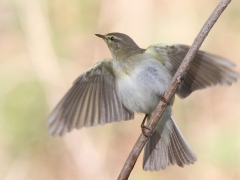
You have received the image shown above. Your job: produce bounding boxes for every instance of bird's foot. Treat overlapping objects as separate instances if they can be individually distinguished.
[141,114,152,137]
[160,96,169,105]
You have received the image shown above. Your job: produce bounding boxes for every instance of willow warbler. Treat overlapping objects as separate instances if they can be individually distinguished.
[47,32,240,171]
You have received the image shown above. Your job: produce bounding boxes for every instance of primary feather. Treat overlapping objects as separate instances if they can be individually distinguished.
[146,44,240,98]
[47,59,134,136]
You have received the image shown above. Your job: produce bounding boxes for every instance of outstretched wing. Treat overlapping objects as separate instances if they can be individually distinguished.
[147,44,240,98]
[47,59,134,136]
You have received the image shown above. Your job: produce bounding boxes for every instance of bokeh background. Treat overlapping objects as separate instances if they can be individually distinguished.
[1,0,240,179]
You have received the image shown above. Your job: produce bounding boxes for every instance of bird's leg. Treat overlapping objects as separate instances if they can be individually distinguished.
[141,96,169,137]
[141,114,152,137]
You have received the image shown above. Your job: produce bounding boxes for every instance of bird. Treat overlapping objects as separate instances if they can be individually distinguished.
[47,32,240,171]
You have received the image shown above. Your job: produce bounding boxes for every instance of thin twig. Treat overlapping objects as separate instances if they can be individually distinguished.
[117,0,232,179]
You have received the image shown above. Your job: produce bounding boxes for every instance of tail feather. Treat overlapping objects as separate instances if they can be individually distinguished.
[143,117,197,171]
[143,131,168,171]
[170,118,197,165]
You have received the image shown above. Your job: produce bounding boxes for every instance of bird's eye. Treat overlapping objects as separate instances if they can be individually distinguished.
[110,36,115,41]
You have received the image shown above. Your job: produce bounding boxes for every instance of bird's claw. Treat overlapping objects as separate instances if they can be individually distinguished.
[160,96,169,105]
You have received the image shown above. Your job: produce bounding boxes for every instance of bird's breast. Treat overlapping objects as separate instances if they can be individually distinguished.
[113,57,172,114]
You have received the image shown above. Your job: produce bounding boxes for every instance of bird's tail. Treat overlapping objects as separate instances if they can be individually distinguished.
[143,117,197,171]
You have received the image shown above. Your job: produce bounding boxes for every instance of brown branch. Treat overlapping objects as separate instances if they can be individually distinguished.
[117,0,232,179]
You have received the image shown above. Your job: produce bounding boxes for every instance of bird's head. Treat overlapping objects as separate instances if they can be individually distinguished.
[95,32,139,58]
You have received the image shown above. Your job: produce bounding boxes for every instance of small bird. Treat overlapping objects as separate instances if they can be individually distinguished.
[47,32,240,171]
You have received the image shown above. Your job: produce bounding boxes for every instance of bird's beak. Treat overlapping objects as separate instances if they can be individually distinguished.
[95,34,106,39]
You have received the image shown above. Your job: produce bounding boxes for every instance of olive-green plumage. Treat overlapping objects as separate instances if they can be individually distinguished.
[47,32,240,171]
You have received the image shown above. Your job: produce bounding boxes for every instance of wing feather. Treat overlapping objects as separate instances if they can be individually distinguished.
[47,59,134,136]
[147,44,240,98]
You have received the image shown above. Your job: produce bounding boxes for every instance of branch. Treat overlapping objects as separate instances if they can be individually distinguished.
[117,0,232,179]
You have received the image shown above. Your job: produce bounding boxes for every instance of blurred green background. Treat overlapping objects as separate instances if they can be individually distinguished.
[0,0,240,179]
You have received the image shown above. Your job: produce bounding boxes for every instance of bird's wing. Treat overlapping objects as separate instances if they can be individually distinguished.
[146,44,240,98]
[47,59,134,136]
